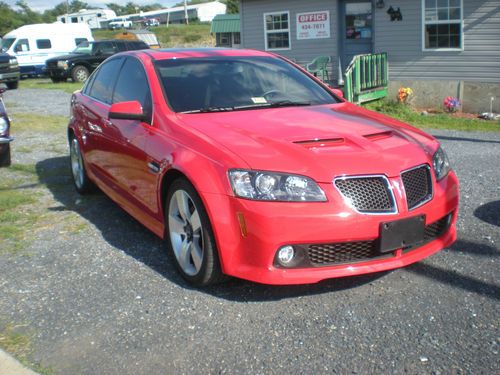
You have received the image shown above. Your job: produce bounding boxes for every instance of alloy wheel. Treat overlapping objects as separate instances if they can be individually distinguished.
[168,189,204,276]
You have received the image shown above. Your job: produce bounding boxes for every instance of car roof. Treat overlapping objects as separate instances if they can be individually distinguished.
[135,48,274,61]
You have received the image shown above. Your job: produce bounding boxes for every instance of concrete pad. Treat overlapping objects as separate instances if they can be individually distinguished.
[0,349,38,375]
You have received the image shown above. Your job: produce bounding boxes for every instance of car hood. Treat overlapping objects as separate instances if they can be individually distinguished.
[177,102,439,182]
[46,53,87,62]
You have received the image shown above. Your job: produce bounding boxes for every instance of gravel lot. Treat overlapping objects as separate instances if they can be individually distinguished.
[1,87,499,374]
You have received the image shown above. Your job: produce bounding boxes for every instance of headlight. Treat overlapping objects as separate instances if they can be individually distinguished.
[228,169,327,202]
[432,146,451,181]
[9,58,18,67]
[0,117,8,134]
[57,61,69,69]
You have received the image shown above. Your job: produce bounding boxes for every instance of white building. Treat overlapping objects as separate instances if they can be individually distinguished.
[120,1,227,25]
[57,9,117,29]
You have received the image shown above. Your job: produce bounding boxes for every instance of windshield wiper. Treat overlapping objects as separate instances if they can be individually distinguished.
[268,100,311,107]
[233,100,311,111]
[180,106,235,114]
[180,101,311,114]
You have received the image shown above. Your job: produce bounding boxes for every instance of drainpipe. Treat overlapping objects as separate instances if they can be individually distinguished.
[337,57,344,86]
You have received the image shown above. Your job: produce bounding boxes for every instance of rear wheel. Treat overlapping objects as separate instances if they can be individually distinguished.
[165,178,225,286]
[6,81,18,90]
[69,136,94,194]
[71,65,89,82]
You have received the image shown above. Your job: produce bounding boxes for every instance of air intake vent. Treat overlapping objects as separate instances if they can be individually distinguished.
[401,165,433,210]
[334,176,396,214]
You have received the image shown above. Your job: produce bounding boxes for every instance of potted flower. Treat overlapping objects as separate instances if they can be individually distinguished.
[443,96,461,112]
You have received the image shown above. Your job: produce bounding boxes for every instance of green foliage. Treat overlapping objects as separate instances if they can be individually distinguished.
[363,99,500,132]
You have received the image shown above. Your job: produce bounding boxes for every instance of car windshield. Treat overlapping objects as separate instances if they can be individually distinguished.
[0,38,16,53]
[72,41,93,54]
[155,56,338,113]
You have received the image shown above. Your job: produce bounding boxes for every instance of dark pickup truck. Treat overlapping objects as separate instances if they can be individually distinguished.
[45,39,149,83]
[0,53,20,90]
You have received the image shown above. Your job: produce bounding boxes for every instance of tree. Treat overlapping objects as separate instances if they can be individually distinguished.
[225,0,239,14]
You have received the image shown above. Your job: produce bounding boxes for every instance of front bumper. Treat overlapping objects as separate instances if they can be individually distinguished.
[0,71,20,82]
[0,136,14,144]
[203,170,459,285]
[46,68,70,80]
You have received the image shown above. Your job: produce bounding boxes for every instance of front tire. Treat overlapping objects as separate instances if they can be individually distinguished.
[7,81,18,90]
[71,65,89,82]
[69,136,94,194]
[0,144,11,167]
[165,178,225,286]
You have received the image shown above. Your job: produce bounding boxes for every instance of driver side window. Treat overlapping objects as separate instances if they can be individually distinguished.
[112,57,152,122]
[14,39,30,53]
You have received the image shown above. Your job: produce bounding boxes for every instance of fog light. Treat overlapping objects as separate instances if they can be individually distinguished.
[278,246,295,265]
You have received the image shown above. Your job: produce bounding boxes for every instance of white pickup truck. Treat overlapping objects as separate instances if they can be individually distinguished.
[108,18,133,29]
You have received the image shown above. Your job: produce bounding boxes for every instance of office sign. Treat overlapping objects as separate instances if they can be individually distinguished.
[296,11,330,40]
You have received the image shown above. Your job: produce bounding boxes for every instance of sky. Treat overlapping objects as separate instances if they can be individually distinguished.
[4,0,181,12]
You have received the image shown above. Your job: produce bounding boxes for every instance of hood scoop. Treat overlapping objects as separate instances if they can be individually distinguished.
[294,137,345,149]
[363,131,393,141]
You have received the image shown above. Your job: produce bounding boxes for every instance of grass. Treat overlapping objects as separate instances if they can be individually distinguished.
[363,99,500,132]
[9,112,67,134]
[0,323,54,375]
[93,23,214,47]
[19,79,83,94]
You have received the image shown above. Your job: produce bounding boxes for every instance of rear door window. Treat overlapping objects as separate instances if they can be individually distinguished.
[93,42,117,55]
[88,58,123,104]
[36,39,52,49]
[112,57,152,120]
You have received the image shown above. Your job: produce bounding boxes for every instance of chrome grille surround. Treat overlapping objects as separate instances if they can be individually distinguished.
[334,175,397,215]
[401,164,433,210]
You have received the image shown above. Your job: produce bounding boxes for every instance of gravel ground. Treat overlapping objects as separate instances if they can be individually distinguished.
[1,88,499,374]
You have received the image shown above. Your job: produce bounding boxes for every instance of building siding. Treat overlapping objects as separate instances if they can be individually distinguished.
[241,0,499,83]
[241,0,339,77]
[374,0,500,83]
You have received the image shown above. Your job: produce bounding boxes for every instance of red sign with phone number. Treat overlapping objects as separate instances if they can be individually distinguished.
[296,11,330,40]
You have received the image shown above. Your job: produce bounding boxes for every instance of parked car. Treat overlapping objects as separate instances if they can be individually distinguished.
[0,53,20,90]
[45,39,149,82]
[68,48,459,286]
[1,23,93,77]
[108,18,133,29]
[0,84,13,167]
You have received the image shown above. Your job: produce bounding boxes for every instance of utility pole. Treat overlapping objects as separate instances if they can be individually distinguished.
[184,0,189,25]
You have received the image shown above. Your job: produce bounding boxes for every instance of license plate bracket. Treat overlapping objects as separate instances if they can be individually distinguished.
[378,215,426,253]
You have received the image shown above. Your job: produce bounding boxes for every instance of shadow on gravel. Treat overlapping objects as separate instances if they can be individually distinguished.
[451,239,499,257]
[407,239,500,301]
[37,156,387,301]
[434,135,500,144]
[474,201,500,227]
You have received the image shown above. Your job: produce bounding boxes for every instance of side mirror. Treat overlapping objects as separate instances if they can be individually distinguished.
[331,88,344,99]
[109,101,146,121]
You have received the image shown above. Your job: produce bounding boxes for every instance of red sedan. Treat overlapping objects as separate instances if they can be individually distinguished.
[68,48,459,286]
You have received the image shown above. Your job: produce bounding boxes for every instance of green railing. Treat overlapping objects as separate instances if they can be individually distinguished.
[343,52,388,103]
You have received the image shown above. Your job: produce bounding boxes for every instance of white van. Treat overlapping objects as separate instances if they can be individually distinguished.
[0,23,93,76]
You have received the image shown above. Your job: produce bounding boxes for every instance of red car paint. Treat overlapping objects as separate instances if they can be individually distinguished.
[69,48,459,285]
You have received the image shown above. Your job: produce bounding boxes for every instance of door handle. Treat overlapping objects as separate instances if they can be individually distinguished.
[103,119,112,126]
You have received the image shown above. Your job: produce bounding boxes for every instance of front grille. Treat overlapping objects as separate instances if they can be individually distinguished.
[0,63,9,74]
[307,241,379,265]
[334,176,395,213]
[46,61,58,69]
[401,165,433,210]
